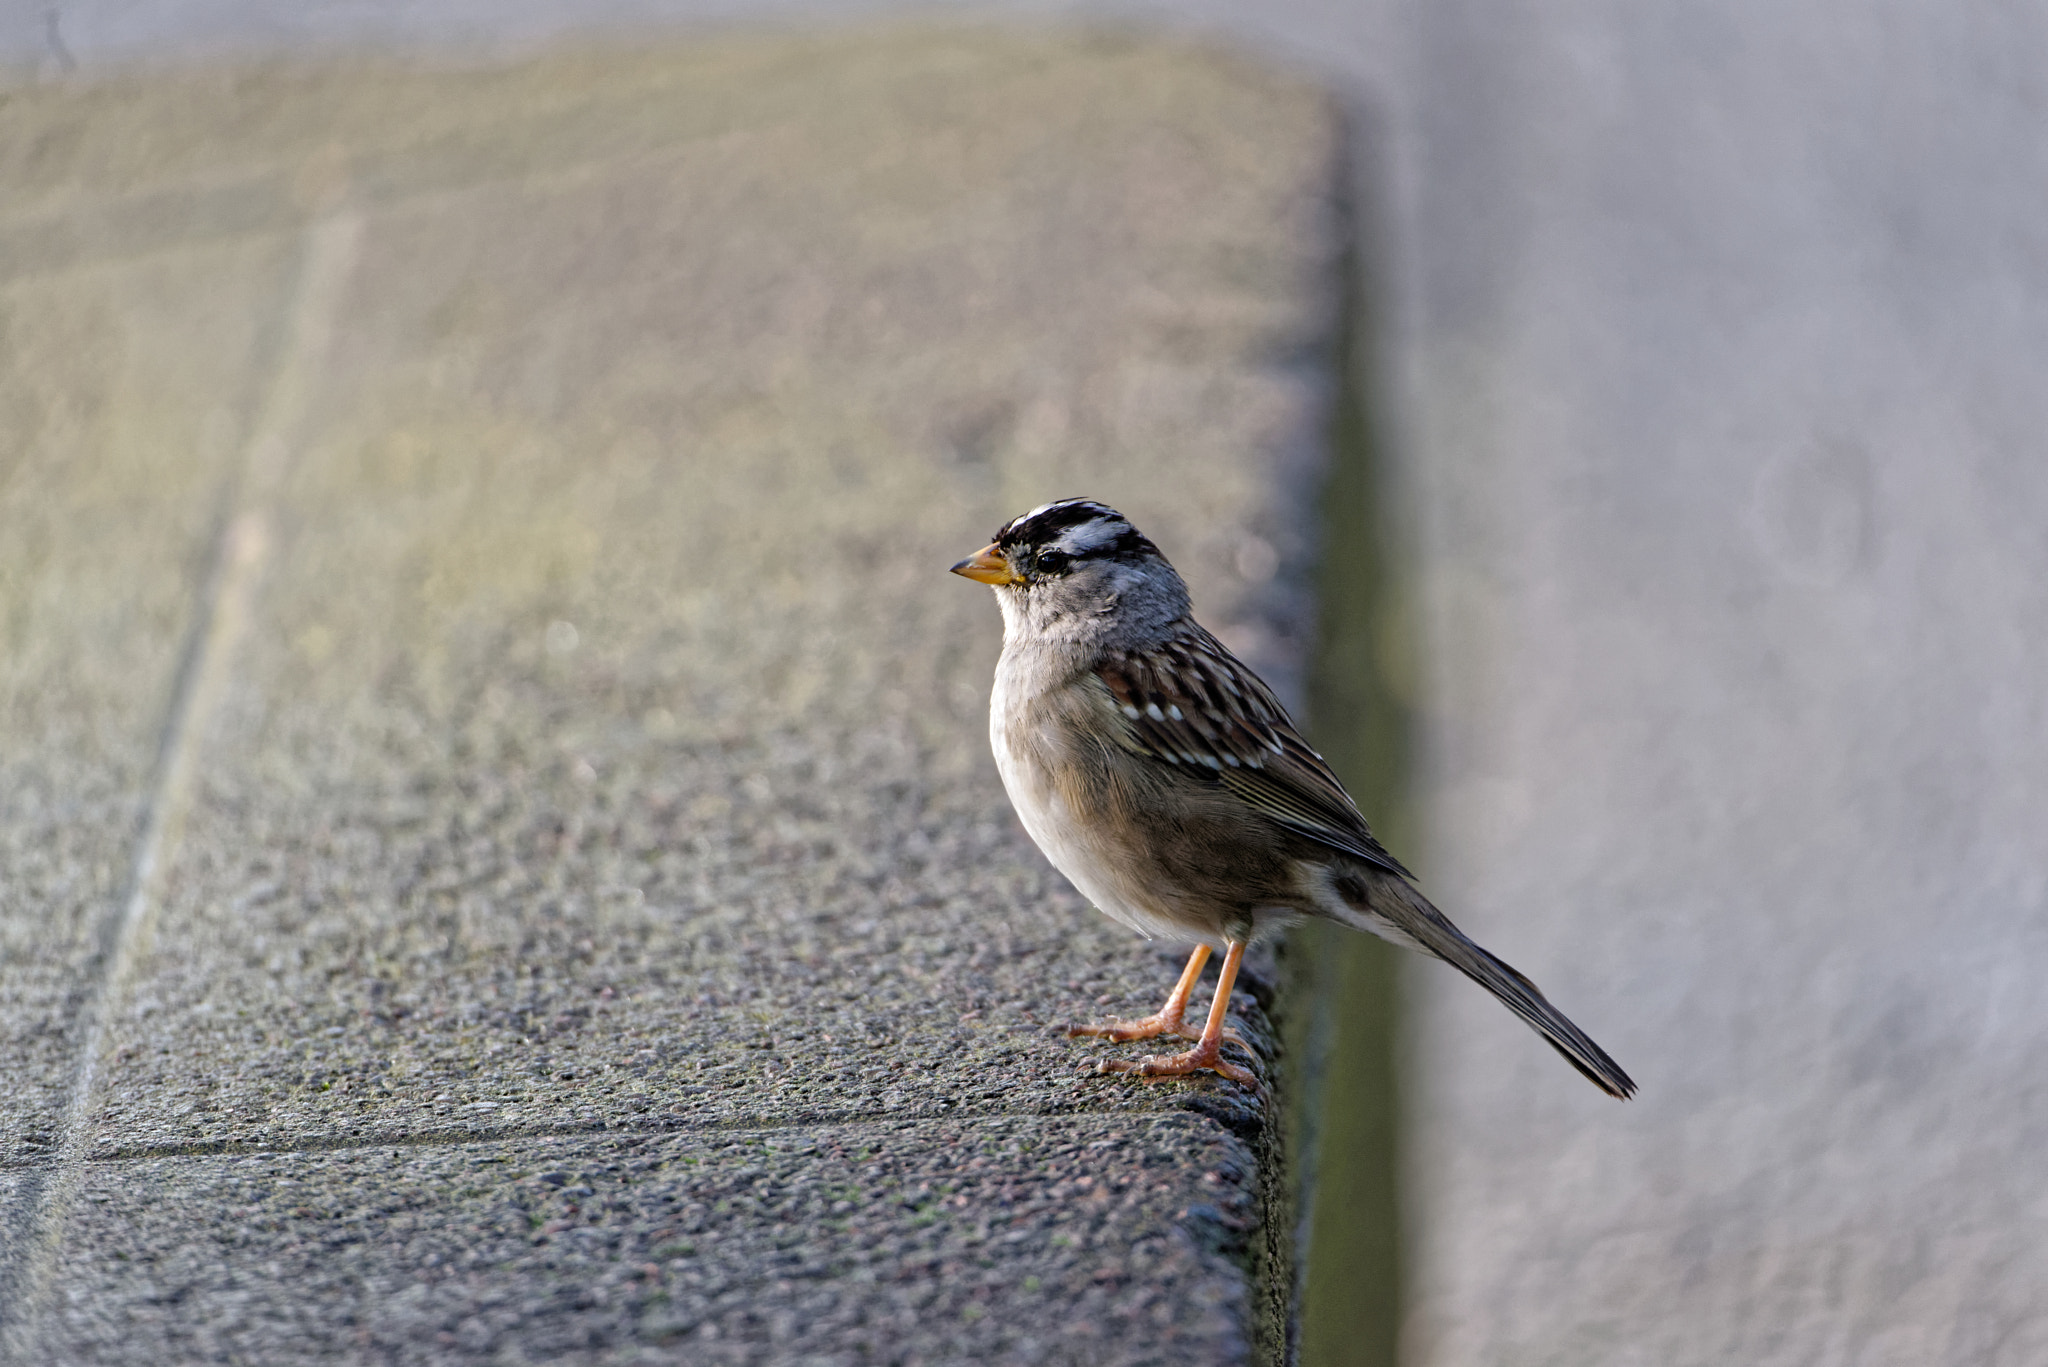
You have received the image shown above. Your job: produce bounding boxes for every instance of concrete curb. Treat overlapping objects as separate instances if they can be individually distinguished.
[0,29,1343,1362]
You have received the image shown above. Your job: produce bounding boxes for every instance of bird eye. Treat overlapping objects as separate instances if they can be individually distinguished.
[1033,550,1070,576]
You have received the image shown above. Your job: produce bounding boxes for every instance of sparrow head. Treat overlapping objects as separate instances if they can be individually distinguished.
[951,498,1189,640]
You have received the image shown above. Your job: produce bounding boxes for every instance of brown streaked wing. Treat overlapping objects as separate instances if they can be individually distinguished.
[1095,627,1412,878]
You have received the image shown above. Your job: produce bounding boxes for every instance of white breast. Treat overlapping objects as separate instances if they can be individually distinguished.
[987,647,1196,942]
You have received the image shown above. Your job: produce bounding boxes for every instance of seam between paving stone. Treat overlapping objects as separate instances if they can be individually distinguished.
[0,213,362,1354]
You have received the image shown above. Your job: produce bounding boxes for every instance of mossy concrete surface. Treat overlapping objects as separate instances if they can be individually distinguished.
[0,31,1342,1362]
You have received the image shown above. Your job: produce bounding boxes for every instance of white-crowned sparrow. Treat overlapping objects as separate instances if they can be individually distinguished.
[952,497,1634,1097]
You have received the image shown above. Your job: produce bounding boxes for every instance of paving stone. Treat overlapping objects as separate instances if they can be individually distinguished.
[0,29,1342,1361]
[38,1114,1255,1364]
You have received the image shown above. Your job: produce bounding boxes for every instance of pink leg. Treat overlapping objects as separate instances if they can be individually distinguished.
[1095,941,1256,1085]
[1068,945,1218,1042]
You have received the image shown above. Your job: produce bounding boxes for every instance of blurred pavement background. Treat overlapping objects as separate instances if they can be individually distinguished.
[6,2,2048,1365]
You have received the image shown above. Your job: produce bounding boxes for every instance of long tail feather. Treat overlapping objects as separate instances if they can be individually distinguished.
[1341,878,1637,1099]
[1450,940,1636,1099]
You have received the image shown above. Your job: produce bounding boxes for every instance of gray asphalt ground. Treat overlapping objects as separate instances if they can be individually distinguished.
[7,2,2048,1364]
[0,32,1342,1360]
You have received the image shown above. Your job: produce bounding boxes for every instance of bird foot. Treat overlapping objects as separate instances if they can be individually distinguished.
[1068,1014,1245,1048]
[1093,1036,1258,1087]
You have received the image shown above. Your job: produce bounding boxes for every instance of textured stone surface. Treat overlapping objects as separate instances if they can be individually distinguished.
[0,234,290,1165]
[0,31,1342,1360]
[40,1115,1256,1363]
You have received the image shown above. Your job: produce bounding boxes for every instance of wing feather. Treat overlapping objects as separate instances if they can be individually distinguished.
[1095,628,1412,879]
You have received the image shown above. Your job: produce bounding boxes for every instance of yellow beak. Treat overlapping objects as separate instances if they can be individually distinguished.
[950,542,1020,585]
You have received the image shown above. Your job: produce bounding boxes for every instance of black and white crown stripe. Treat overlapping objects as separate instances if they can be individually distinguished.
[994,498,1158,564]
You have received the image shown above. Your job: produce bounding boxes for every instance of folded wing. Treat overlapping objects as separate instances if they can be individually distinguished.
[1095,628,1412,879]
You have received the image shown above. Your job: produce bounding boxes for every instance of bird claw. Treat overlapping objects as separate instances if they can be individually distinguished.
[1092,1040,1258,1088]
